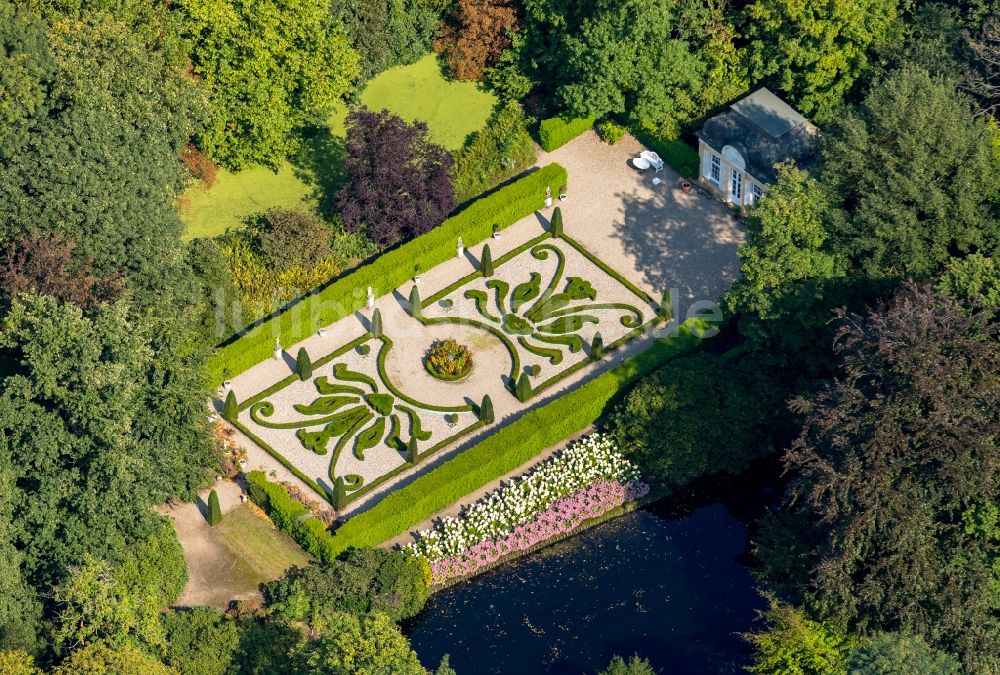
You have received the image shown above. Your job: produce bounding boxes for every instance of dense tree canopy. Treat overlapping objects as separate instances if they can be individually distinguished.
[769,283,999,671]
[331,0,436,81]
[742,0,902,121]
[292,612,427,674]
[0,7,201,308]
[743,594,851,674]
[337,107,455,246]
[822,66,1000,279]
[0,2,53,160]
[437,0,520,81]
[265,548,430,627]
[937,253,1000,307]
[557,0,704,130]
[178,0,359,170]
[608,352,791,486]
[0,235,122,312]
[0,296,214,598]
[728,163,845,320]
[162,607,240,675]
[845,633,962,674]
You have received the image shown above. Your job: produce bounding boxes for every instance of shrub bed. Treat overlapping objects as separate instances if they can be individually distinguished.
[424,338,473,381]
[539,116,595,152]
[245,470,337,562]
[209,163,568,383]
[325,320,709,554]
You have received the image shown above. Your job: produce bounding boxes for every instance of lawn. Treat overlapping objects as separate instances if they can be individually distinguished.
[180,54,497,240]
[179,164,316,241]
[348,54,496,151]
[215,505,312,592]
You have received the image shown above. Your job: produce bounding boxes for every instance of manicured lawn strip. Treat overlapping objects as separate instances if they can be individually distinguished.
[539,116,596,152]
[216,506,313,577]
[209,163,568,384]
[352,54,497,151]
[246,471,339,562]
[180,163,317,241]
[326,319,709,553]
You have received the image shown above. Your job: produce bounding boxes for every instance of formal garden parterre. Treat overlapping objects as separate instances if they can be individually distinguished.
[228,210,664,510]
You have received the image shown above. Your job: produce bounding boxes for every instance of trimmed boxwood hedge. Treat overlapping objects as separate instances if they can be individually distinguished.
[325,319,711,554]
[209,163,569,384]
[245,470,337,562]
[539,116,595,152]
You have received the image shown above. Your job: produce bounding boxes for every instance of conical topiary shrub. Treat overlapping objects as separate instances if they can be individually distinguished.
[371,308,382,338]
[408,285,422,318]
[480,394,494,424]
[550,206,564,237]
[659,288,672,321]
[222,390,238,422]
[591,331,604,359]
[333,476,348,510]
[295,347,312,381]
[480,244,494,277]
[514,372,532,402]
[207,489,222,526]
[407,436,419,464]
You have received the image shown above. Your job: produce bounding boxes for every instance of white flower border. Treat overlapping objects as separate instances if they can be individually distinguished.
[405,433,641,560]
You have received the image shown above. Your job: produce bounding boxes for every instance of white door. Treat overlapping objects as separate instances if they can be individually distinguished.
[729,169,742,203]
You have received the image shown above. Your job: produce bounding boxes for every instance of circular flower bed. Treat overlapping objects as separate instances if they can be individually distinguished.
[424,338,473,381]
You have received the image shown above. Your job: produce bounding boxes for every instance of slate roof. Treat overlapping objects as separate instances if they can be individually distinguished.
[696,88,818,183]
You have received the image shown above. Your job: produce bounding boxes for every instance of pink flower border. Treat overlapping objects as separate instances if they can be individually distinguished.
[429,479,650,585]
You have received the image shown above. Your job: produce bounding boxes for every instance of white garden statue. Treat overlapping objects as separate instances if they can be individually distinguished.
[544,186,553,208]
[273,338,282,360]
[457,236,464,258]
[367,286,375,310]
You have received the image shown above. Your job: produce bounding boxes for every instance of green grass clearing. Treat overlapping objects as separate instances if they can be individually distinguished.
[180,164,316,241]
[180,54,497,240]
[346,54,496,151]
[216,505,312,582]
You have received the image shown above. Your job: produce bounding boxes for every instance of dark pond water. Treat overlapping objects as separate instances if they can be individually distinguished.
[405,472,776,674]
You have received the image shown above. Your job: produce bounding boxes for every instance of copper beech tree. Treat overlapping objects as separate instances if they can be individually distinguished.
[436,0,519,81]
[337,107,454,246]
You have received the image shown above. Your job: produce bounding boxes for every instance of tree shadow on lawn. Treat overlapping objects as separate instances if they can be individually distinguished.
[289,123,347,221]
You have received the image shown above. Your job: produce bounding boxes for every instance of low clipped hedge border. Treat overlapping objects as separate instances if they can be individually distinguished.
[232,332,486,507]
[245,470,337,562]
[209,163,569,384]
[539,116,596,152]
[325,319,710,554]
[375,336,473,413]
[422,228,660,401]
[342,419,487,506]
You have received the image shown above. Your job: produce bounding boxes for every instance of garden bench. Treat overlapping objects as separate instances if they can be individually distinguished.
[638,150,664,173]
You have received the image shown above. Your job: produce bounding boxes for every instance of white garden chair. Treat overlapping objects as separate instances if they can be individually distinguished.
[639,150,664,173]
